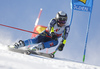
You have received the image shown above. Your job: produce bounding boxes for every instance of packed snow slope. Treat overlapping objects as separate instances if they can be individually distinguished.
[0,43,100,69]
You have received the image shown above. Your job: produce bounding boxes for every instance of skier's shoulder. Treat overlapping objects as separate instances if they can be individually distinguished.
[50,18,56,22]
[48,18,57,27]
[49,18,57,24]
[64,23,70,32]
[63,23,70,28]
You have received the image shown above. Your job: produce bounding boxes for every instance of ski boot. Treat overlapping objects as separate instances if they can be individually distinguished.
[29,43,45,51]
[9,40,25,49]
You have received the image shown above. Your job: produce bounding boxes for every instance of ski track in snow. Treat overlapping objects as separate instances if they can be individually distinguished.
[0,43,100,69]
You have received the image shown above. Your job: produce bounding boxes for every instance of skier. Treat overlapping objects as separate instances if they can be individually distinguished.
[10,11,70,51]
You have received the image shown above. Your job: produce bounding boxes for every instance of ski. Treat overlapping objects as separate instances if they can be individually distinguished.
[8,46,54,58]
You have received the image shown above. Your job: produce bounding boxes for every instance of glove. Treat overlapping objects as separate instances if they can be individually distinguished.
[51,32,58,40]
[58,43,65,51]
[58,40,66,51]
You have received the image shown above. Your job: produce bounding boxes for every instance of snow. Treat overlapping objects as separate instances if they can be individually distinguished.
[0,43,100,69]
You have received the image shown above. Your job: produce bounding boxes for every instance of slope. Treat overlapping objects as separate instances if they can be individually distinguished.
[0,43,100,69]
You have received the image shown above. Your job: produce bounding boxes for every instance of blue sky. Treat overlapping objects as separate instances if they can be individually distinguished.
[0,0,100,66]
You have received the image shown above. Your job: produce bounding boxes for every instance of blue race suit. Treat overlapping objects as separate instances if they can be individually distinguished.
[24,19,70,48]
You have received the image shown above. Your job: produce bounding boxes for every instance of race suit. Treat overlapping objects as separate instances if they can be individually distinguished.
[23,19,70,48]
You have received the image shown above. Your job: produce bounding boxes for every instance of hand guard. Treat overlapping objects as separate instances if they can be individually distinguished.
[58,43,64,51]
[51,32,58,40]
[58,40,66,51]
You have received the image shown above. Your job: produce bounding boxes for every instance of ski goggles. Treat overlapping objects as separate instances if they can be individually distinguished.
[58,20,66,24]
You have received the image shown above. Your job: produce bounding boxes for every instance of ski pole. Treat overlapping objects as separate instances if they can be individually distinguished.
[0,24,51,38]
[49,47,58,58]
[52,46,59,55]
[0,24,39,34]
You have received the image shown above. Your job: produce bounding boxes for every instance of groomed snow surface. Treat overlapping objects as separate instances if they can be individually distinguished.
[0,43,100,69]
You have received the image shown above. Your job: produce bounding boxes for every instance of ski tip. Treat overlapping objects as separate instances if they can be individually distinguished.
[8,45,15,49]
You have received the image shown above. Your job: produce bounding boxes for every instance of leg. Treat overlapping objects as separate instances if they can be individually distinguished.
[29,40,58,51]
[24,30,52,46]
[43,40,58,48]
[24,38,38,46]
[24,34,48,46]
[10,34,45,49]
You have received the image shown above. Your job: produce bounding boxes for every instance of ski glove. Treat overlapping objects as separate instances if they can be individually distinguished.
[58,40,66,51]
[51,32,58,40]
[58,43,64,51]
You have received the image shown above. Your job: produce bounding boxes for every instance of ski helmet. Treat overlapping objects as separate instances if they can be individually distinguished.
[56,11,67,24]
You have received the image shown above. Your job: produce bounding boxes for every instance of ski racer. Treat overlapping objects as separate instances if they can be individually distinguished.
[10,11,70,51]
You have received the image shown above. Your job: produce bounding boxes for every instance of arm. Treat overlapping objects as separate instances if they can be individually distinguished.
[58,26,70,51]
[48,19,58,40]
[48,19,56,33]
